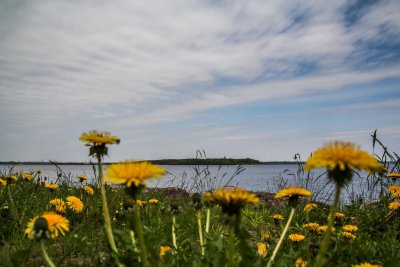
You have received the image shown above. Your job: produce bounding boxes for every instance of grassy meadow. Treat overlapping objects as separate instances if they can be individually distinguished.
[0,131,399,267]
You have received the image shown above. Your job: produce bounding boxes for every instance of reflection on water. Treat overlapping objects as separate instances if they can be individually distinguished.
[0,163,382,204]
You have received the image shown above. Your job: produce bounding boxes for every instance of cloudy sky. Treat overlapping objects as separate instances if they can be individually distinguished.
[1,0,400,162]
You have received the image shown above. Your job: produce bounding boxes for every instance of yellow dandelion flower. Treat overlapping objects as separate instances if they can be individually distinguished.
[275,187,312,199]
[83,185,94,195]
[304,203,318,212]
[295,257,308,267]
[318,225,335,233]
[105,161,166,188]
[353,263,382,267]
[272,214,284,220]
[25,211,69,239]
[49,198,66,214]
[0,179,7,186]
[35,169,43,174]
[77,175,88,182]
[335,212,345,218]
[79,130,120,146]
[45,183,59,191]
[136,200,147,206]
[262,233,270,242]
[388,201,400,211]
[304,222,320,233]
[211,187,259,215]
[66,196,84,213]
[149,198,159,204]
[388,185,400,198]
[288,234,305,243]
[6,175,17,183]
[387,172,400,179]
[341,231,356,240]
[22,172,34,181]
[256,242,268,257]
[159,246,172,257]
[342,225,358,232]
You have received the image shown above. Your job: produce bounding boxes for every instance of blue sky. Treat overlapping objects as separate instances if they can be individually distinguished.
[0,0,400,162]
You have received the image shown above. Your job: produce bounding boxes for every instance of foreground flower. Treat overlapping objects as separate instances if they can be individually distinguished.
[77,175,88,182]
[49,198,66,214]
[353,263,382,267]
[6,175,17,184]
[341,231,356,240]
[105,161,166,190]
[342,225,358,232]
[388,185,400,198]
[80,130,120,146]
[295,257,307,267]
[288,234,305,243]
[210,187,259,215]
[149,198,159,204]
[25,211,69,239]
[388,201,400,211]
[83,185,94,195]
[66,196,84,213]
[304,222,320,233]
[0,179,6,186]
[275,187,312,207]
[304,203,318,212]
[160,245,172,258]
[22,172,34,181]
[45,183,59,191]
[256,242,268,257]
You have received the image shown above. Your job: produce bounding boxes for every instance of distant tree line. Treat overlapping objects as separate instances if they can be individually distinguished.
[149,158,260,165]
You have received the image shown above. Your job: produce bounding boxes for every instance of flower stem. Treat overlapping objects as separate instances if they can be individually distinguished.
[133,203,148,267]
[197,210,204,256]
[267,207,296,267]
[40,240,56,267]
[205,208,210,233]
[7,186,19,224]
[228,225,235,267]
[172,214,177,250]
[97,154,123,267]
[314,186,341,267]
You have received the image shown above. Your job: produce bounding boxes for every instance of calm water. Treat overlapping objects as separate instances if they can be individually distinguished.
[1,163,381,204]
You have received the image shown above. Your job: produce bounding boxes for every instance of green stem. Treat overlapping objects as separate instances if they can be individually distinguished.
[97,154,123,267]
[314,186,341,267]
[267,207,296,267]
[205,208,210,233]
[228,225,235,267]
[133,203,148,267]
[172,214,177,250]
[40,240,56,267]
[197,210,204,256]
[7,186,19,224]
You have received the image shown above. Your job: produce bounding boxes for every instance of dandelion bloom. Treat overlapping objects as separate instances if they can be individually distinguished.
[136,200,147,206]
[388,185,400,198]
[318,225,335,233]
[288,234,305,243]
[36,169,43,174]
[295,257,307,267]
[275,187,312,199]
[342,225,358,232]
[210,187,259,215]
[159,246,172,257]
[66,196,84,213]
[341,231,356,240]
[387,172,400,179]
[22,172,34,181]
[25,211,69,239]
[6,175,17,183]
[45,183,59,191]
[50,198,66,214]
[256,242,268,257]
[77,175,88,182]
[388,201,400,211]
[105,161,166,188]
[83,185,94,195]
[262,233,270,243]
[335,212,345,218]
[79,130,120,146]
[272,214,284,220]
[149,198,159,204]
[304,223,320,233]
[305,141,382,186]
[353,263,382,267]
[304,203,318,212]
[0,179,6,186]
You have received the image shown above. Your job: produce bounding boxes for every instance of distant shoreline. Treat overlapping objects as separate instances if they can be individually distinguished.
[0,159,303,165]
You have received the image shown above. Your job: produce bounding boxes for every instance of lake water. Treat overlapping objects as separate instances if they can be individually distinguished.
[0,163,382,204]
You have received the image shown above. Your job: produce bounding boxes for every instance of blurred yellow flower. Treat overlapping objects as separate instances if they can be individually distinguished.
[22,172,34,181]
[288,234,305,243]
[341,231,356,240]
[387,172,400,179]
[136,200,147,206]
[388,201,400,211]
[305,141,382,173]
[256,242,268,257]
[77,175,88,182]
[79,130,120,146]
[105,161,166,188]
[335,212,345,218]
[25,211,69,239]
[149,198,159,204]
[66,196,84,213]
[388,185,400,198]
[35,169,43,174]
[318,225,335,233]
[45,183,59,191]
[0,179,6,186]
[6,175,17,183]
[83,185,94,195]
[210,187,259,215]
[342,225,358,232]
[49,198,66,214]
[353,263,382,267]
[303,203,318,212]
[304,222,320,233]
[272,214,284,220]
[295,257,307,267]
[159,245,172,257]
[275,187,312,199]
